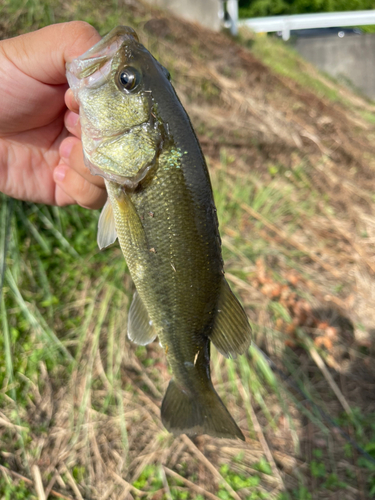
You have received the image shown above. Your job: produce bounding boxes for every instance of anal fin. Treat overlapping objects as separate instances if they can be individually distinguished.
[127,291,157,345]
[209,279,252,358]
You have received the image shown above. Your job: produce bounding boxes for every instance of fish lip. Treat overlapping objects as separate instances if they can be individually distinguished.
[66,26,138,79]
[66,26,140,96]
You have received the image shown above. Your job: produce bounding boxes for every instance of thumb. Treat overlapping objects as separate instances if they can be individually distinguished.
[0,21,101,85]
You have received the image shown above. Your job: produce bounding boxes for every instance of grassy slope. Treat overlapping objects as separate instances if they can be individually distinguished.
[2,1,375,499]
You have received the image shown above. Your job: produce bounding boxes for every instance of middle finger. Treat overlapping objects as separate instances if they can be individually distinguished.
[60,137,105,189]
[65,110,81,138]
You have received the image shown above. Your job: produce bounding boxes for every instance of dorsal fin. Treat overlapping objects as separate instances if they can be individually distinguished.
[127,291,157,345]
[209,279,252,358]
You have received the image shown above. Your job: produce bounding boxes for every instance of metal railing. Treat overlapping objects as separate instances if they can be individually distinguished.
[237,10,375,40]
[220,0,239,36]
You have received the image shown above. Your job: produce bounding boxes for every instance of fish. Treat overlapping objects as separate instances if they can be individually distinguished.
[66,26,252,440]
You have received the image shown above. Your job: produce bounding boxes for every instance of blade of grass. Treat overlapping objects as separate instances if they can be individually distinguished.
[35,254,55,321]
[0,464,74,500]
[237,379,285,492]
[295,328,354,419]
[31,464,46,500]
[1,288,28,471]
[72,286,115,447]
[240,202,342,279]
[6,269,73,361]
[181,435,242,500]
[249,343,300,450]
[237,356,276,430]
[1,295,15,401]
[14,203,51,254]
[33,205,79,258]
[116,390,129,462]
[0,195,14,302]
[164,466,222,500]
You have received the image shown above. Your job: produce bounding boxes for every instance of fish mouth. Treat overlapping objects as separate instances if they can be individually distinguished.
[66,26,139,93]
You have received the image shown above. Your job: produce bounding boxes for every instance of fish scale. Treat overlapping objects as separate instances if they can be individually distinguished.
[110,151,221,342]
[67,25,252,439]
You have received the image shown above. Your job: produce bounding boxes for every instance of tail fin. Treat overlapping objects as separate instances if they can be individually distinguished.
[161,379,245,440]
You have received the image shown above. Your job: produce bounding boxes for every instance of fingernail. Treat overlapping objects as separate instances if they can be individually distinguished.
[54,165,68,182]
[66,111,79,129]
[60,140,74,159]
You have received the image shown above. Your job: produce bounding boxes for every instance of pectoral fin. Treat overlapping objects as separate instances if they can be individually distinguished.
[105,180,148,251]
[128,291,157,345]
[97,199,117,250]
[209,279,252,358]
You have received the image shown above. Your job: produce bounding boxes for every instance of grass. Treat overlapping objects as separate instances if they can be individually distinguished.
[2,1,375,499]
[0,475,36,500]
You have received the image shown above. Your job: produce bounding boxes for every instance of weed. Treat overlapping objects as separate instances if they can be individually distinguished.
[310,459,326,478]
[279,486,312,500]
[133,464,162,490]
[0,476,36,500]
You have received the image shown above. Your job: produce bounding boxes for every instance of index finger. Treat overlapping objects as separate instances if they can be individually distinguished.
[0,21,101,85]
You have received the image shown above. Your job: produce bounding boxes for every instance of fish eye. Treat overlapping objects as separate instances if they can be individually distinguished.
[117,66,141,92]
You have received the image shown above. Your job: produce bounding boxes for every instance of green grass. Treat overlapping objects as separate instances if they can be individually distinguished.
[0,475,36,500]
[359,109,375,124]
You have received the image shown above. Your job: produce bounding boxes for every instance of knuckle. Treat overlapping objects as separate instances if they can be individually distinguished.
[66,21,98,37]
[66,21,101,56]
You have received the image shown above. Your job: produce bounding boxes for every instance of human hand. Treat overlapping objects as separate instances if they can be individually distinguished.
[0,21,106,209]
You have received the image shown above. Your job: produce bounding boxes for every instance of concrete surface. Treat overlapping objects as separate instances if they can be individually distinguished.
[147,0,222,31]
[295,34,375,99]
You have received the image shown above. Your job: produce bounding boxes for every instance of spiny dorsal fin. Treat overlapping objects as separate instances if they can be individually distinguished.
[209,279,252,358]
[127,291,157,345]
[97,199,117,250]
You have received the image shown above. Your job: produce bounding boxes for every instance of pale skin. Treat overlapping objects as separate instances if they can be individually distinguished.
[0,21,106,209]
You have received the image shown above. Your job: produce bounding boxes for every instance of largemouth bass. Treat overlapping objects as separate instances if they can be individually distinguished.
[67,26,252,440]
